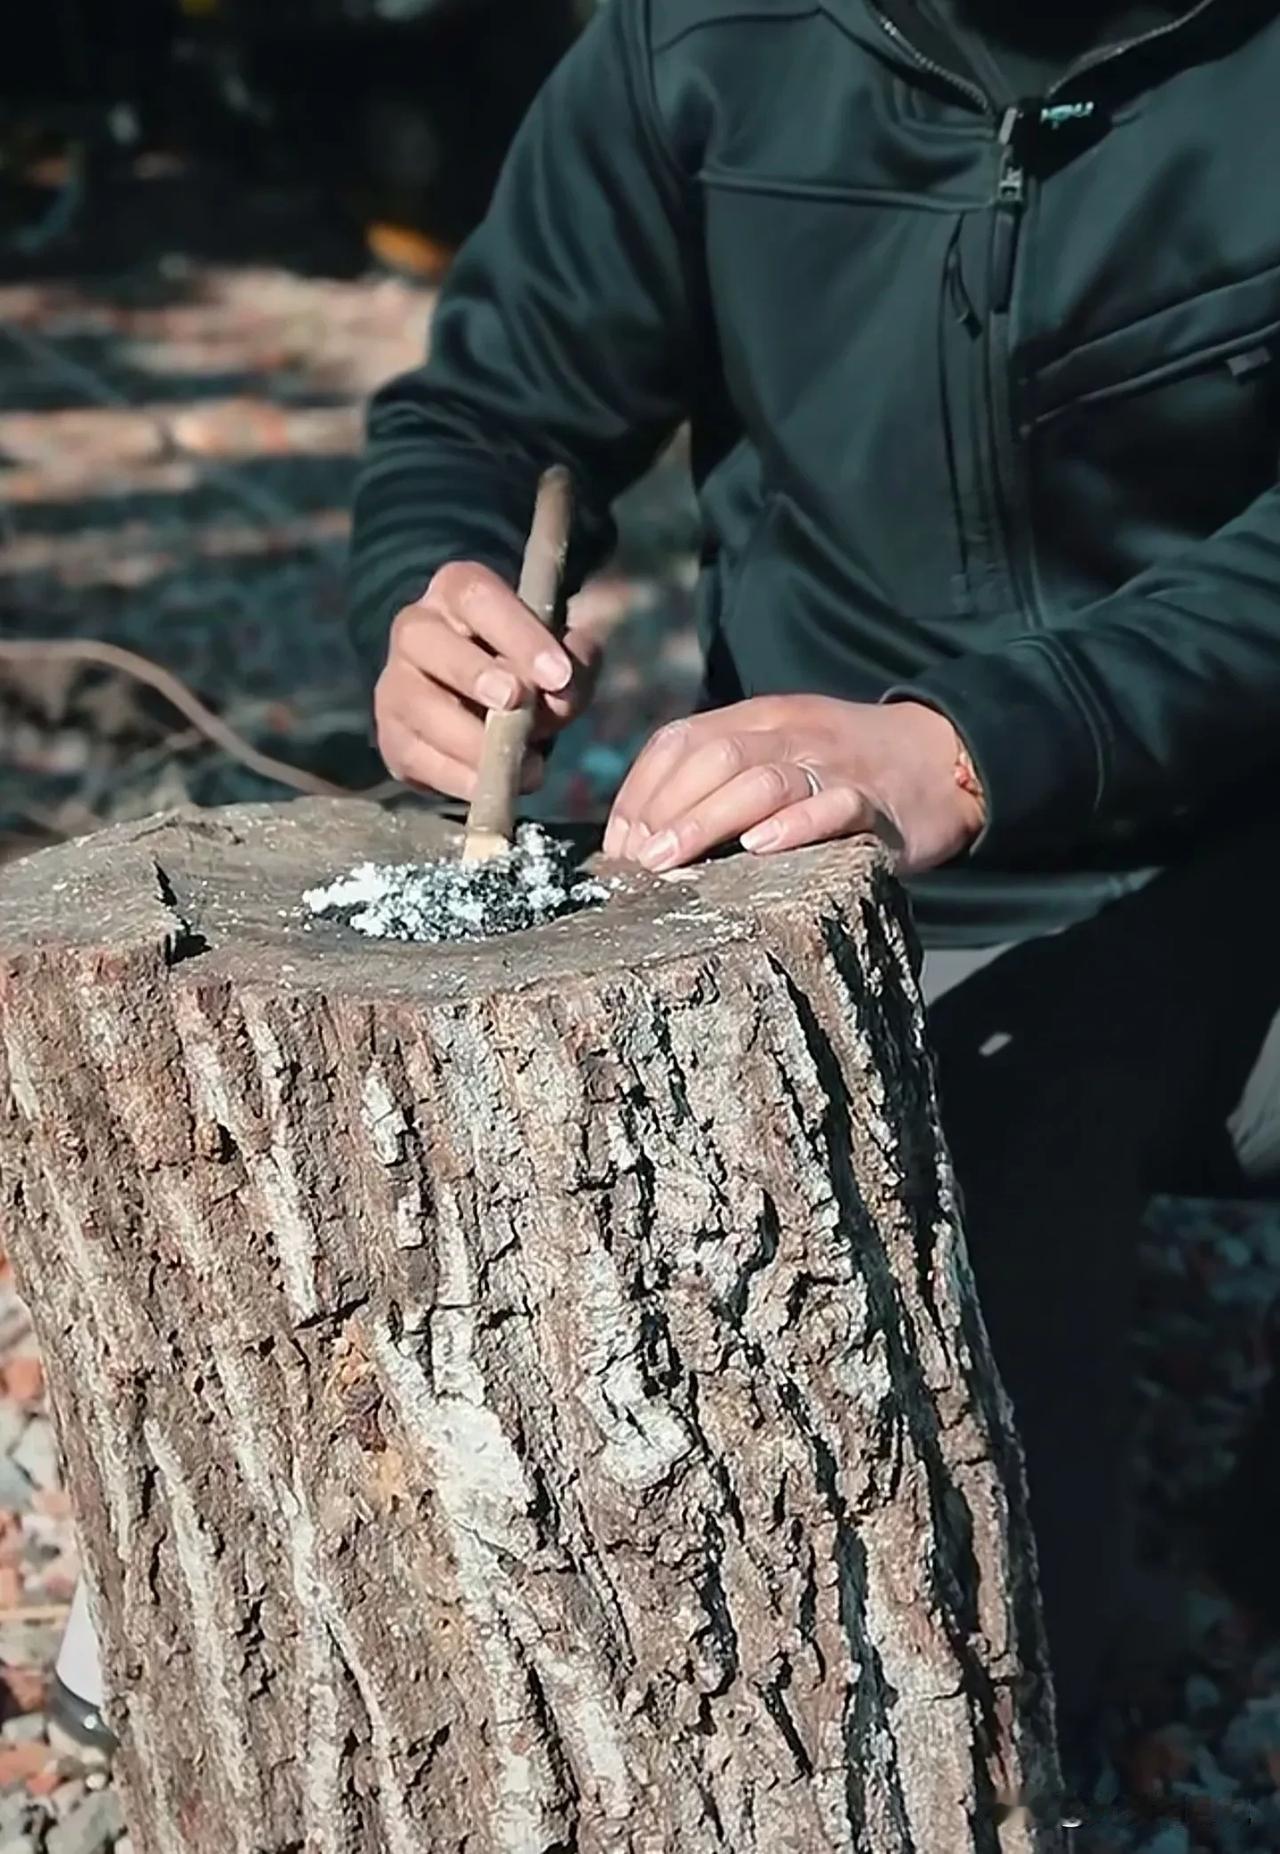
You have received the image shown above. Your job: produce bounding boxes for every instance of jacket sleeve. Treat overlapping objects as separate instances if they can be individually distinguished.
[892,487,1280,859]
[348,0,696,686]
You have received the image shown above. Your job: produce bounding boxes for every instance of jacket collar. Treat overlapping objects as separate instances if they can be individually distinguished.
[819,0,1232,107]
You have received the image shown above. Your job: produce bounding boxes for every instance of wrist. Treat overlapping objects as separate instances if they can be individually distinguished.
[950,731,987,827]
[880,700,987,866]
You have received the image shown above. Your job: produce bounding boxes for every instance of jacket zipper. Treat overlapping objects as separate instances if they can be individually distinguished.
[991,107,1025,314]
[869,0,1217,108]
[867,7,987,111]
[1043,0,1217,97]
[868,1,1217,623]
[988,110,1036,615]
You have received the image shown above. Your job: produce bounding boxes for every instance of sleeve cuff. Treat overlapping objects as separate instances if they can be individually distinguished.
[884,636,1106,860]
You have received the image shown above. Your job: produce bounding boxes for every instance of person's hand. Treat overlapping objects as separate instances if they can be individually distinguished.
[374,562,603,799]
[603,695,984,876]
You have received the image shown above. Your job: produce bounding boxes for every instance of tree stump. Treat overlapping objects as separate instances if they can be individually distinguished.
[0,801,1061,1853]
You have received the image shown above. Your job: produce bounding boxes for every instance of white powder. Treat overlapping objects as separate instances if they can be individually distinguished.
[303,824,609,945]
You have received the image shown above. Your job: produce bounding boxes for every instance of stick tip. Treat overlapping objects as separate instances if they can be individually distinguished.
[460,829,513,866]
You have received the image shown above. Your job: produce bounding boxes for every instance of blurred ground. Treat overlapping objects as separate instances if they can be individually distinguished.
[1,158,1279,1854]
[0,154,703,855]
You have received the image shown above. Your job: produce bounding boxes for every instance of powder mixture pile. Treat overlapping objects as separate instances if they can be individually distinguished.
[303,822,610,944]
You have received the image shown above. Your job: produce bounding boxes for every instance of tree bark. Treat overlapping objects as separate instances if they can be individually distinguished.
[0,800,1062,1853]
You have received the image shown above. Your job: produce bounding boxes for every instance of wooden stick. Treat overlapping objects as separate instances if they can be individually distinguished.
[462,467,574,864]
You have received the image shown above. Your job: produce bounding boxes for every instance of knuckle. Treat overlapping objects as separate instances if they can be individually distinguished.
[655,719,692,753]
[757,763,794,807]
[372,675,400,725]
[829,780,865,811]
[389,603,427,647]
[401,742,450,794]
[744,695,781,728]
[375,726,407,780]
[428,559,468,601]
[708,734,746,780]
[429,560,489,617]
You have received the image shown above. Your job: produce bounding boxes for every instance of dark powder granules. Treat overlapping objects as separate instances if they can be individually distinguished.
[303,823,609,945]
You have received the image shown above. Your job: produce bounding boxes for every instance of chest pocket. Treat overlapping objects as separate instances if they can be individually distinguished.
[1024,263,1280,593]
[702,173,994,625]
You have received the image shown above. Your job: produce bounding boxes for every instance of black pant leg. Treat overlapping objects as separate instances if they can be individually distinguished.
[928,932,1155,1733]
[927,803,1280,1734]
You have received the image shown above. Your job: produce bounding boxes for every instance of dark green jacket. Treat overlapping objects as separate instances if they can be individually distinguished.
[349,0,1280,945]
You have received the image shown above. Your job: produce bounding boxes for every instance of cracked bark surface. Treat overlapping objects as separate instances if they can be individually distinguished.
[0,800,1062,1853]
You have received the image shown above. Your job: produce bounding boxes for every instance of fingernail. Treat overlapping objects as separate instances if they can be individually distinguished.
[742,820,783,852]
[623,821,649,863]
[602,817,625,859]
[534,649,572,692]
[476,669,519,710]
[639,829,679,871]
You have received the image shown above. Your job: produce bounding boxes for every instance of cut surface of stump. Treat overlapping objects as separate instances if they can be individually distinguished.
[0,801,1061,1853]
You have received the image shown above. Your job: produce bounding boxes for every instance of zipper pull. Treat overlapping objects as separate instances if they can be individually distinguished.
[997,106,1028,205]
[992,107,1028,313]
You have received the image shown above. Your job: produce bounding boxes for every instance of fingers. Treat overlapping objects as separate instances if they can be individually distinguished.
[417,562,573,694]
[540,618,606,728]
[638,730,783,838]
[604,718,702,857]
[740,784,875,856]
[376,714,478,801]
[376,665,488,769]
[392,613,526,715]
[605,702,785,858]
[377,710,546,800]
[602,697,887,873]
[630,759,827,871]
[376,560,601,802]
